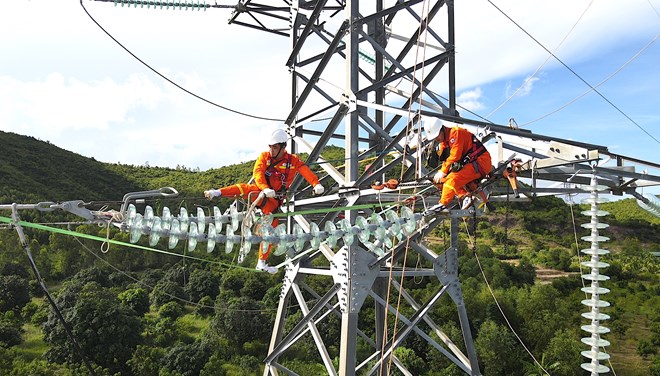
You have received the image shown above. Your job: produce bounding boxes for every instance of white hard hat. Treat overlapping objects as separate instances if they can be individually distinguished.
[269,129,288,145]
[425,118,443,139]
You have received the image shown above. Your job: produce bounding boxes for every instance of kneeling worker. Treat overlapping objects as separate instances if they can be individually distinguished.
[425,118,492,212]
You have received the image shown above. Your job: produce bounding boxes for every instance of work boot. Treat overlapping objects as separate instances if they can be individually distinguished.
[461,196,474,210]
[424,203,448,216]
[255,259,278,274]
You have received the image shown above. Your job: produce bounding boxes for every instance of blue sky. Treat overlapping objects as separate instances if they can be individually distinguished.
[0,0,658,187]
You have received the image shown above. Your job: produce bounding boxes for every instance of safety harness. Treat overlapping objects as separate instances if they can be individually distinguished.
[263,154,292,207]
[452,135,488,176]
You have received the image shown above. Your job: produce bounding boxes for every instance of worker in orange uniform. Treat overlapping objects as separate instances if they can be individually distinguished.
[425,118,492,212]
[204,129,324,273]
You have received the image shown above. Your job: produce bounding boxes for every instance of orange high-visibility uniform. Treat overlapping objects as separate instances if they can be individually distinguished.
[438,126,492,206]
[219,151,320,260]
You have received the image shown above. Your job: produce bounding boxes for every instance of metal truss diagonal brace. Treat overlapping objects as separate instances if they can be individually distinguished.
[285,20,350,125]
[264,283,341,364]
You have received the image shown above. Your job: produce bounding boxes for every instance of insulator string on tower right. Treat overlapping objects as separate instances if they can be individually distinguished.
[579,175,611,375]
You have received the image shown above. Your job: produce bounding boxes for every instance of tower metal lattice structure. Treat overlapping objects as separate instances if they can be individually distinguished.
[228,2,483,375]
[223,2,660,376]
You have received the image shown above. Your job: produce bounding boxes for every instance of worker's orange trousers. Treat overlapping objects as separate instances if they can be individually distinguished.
[220,183,279,260]
[440,157,492,206]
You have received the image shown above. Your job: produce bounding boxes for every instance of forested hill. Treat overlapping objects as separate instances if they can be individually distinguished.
[0,130,255,205]
[0,131,348,208]
[0,131,142,203]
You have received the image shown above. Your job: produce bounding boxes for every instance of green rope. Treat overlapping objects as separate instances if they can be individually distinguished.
[0,216,251,270]
[271,201,402,218]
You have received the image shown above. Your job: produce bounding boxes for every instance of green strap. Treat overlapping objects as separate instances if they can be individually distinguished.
[0,215,251,270]
[271,201,401,218]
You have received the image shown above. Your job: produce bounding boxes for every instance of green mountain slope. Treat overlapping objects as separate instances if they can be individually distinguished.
[0,131,143,203]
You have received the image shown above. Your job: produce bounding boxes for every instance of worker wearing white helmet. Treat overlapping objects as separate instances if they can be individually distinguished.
[204,129,325,274]
[425,118,492,211]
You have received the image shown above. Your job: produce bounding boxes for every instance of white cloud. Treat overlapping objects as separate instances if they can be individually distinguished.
[457,88,485,112]
[506,75,540,99]
[0,73,168,133]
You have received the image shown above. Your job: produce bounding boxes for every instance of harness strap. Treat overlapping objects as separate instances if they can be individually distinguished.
[457,135,487,176]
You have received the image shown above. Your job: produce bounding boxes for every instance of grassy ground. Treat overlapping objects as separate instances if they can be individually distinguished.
[177,308,211,339]
[608,314,653,376]
[15,323,48,361]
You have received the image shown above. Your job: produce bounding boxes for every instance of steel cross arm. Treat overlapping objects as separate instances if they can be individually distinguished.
[92,0,235,9]
[228,1,291,28]
[230,20,289,36]
[285,20,349,125]
[608,152,660,170]
[498,141,547,160]
[528,163,660,187]
[264,283,341,364]
[286,0,330,67]
[423,111,612,154]
[0,201,96,221]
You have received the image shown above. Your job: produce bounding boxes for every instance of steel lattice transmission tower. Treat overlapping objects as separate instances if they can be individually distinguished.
[229,1,482,375]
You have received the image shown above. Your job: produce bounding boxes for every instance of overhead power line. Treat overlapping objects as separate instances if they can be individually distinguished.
[486,0,660,145]
[80,0,284,122]
[487,0,595,119]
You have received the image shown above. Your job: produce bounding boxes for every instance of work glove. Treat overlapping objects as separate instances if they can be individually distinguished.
[204,189,221,199]
[432,170,446,184]
[262,188,276,198]
[313,184,325,195]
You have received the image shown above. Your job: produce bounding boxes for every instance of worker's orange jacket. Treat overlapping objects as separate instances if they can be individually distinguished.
[253,151,319,192]
[439,126,491,177]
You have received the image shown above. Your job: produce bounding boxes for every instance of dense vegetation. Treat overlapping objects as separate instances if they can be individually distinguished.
[0,131,657,375]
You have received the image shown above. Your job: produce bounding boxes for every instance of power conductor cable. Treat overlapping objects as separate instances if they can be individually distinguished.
[79,0,284,122]
[486,0,660,145]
